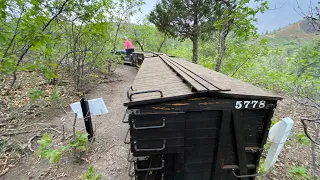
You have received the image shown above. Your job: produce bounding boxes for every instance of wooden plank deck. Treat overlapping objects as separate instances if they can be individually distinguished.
[130,56,194,102]
[161,55,225,92]
[161,56,207,92]
[171,57,282,100]
[126,53,281,105]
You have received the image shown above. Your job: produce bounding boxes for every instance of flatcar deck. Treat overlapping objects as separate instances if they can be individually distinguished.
[126,54,281,106]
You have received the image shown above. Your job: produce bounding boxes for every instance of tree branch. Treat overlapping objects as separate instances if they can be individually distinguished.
[4,0,70,95]
[1,9,24,63]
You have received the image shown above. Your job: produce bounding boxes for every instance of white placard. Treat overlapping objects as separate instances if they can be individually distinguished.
[70,98,108,118]
[263,117,294,171]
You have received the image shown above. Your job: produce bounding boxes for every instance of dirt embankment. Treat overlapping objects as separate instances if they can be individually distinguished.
[1,65,137,180]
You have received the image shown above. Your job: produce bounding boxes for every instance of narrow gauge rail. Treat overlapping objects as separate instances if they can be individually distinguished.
[123,53,282,180]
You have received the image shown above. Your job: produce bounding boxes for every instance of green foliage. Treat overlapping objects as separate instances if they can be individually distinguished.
[80,166,103,180]
[125,19,168,52]
[288,166,312,179]
[149,0,215,40]
[0,0,145,94]
[49,88,61,104]
[271,118,279,127]
[149,0,217,63]
[257,158,267,174]
[29,88,43,101]
[35,133,64,164]
[296,133,311,146]
[263,140,271,153]
[35,131,88,164]
[69,131,88,152]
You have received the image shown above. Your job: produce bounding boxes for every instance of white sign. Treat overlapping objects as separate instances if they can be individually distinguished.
[263,117,294,171]
[70,98,108,118]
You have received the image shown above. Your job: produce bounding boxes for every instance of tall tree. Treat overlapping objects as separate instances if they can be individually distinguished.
[127,19,168,52]
[213,0,268,72]
[109,0,144,53]
[149,0,216,64]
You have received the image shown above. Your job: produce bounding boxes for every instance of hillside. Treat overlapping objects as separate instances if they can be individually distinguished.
[269,19,320,39]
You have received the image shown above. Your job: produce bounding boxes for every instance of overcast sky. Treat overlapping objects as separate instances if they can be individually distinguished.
[133,0,318,33]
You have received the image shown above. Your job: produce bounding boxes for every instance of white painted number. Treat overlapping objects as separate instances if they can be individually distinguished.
[235,101,242,109]
[251,100,258,108]
[259,100,266,108]
[235,100,267,109]
[244,101,251,108]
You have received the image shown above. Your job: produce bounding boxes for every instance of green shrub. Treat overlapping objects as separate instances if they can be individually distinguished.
[288,166,312,179]
[80,166,103,180]
[29,88,43,101]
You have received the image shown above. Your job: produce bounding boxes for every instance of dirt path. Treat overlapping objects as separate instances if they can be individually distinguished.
[1,65,138,180]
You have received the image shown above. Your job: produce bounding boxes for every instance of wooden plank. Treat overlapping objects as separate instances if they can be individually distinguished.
[232,110,248,177]
[136,71,176,76]
[133,76,182,84]
[165,56,220,92]
[133,79,183,88]
[132,86,192,97]
[129,55,193,103]
[175,153,185,179]
[135,72,179,79]
[172,57,230,91]
[212,110,232,180]
[160,55,207,92]
[133,83,190,93]
[172,57,282,99]
[131,88,193,102]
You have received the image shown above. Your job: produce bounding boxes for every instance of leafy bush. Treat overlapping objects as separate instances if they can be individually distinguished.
[29,88,43,101]
[35,133,65,163]
[69,131,88,152]
[80,166,103,180]
[288,166,312,179]
[35,131,88,164]
[48,88,65,106]
[296,133,311,146]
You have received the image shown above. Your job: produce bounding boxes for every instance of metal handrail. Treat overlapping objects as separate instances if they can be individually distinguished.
[134,159,165,172]
[129,90,163,101]
[132,118,165,130]
[134,139,166,152]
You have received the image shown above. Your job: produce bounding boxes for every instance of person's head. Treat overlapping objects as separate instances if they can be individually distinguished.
[124,36,128,40]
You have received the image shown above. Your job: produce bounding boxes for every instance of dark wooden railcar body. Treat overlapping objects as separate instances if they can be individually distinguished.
[124,54,282,180]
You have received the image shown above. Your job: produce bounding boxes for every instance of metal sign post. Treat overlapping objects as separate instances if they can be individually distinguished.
[70,97,108,142]
[80,98,94,141]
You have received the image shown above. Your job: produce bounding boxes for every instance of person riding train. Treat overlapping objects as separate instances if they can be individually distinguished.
[120,36,134,55]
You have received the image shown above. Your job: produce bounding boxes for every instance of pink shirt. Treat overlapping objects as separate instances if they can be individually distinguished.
[124,40,133,49]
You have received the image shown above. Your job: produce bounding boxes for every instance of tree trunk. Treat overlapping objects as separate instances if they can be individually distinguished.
[113,21,121,53]
[136,41,144,51]
[215,22,231,72]
[192,15,199,64]
[214,0,232,72]
[157,37,166,52]
[192,36,198,64]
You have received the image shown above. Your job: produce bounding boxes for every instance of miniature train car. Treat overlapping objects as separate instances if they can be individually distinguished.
[123,51,151,66]
[123,53,282,180]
